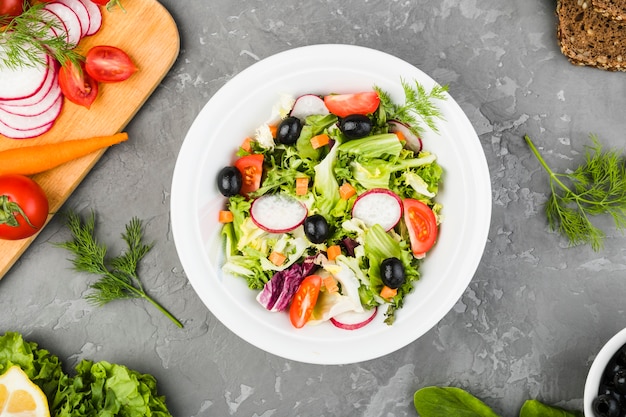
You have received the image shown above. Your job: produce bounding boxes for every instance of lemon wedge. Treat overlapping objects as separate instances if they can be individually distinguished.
[0,366,50,417]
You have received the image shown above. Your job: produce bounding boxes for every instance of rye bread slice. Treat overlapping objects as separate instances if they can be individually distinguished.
[557,0,626,71]
[592,0,626,20]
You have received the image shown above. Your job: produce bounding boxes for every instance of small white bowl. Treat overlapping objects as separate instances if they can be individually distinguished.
[584,328,626,416]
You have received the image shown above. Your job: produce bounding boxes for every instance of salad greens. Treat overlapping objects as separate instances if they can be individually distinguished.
[414,386,583,417]
[220,81,446,325]
[0,331,173,417]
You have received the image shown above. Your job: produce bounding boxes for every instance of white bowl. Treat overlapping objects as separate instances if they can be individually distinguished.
[584,328,626,416]
[171,44,492,364]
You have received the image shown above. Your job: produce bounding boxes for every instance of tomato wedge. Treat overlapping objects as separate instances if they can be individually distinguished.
[58,61,99,109]
[289,275,322,328]
[323,91,380,118]
[85,46,138,83]
[234,154,264,197]
[403,199,438,258]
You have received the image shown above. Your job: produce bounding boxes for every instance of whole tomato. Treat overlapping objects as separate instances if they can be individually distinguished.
[0,175,49,240]
[0,0,26,17]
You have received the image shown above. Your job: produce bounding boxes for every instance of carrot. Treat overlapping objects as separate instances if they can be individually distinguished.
[310,133,330,149]
[380,285,397,300]
[339,182,356,200]
[269,124,278,138]
[241,137,253,153]
[322,275,339,293]
[394,130,406,142]
[0,132,129,176]
[295,176,309,196]
[326,244,342,261]
[218,210,234,223]
[268,251,287,266]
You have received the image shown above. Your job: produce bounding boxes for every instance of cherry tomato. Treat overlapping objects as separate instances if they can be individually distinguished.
[403,199,438,257]
[0,0,26,17]
[234,154,264,197]
[85,45,137,83]
[0,175,49,240]
[323,92,380,118]
[289,275,322,328]
[58,61,99,109]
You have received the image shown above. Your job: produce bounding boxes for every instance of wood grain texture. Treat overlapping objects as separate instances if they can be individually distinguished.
[0,0,179,278]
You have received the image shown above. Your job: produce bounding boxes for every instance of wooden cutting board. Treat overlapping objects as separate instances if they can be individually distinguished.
[0,0,180,279]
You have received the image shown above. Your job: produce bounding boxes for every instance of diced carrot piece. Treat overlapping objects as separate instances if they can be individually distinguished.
[269,251,287,266]
[326,244,342,261]
[241,137,253,153]
[269,124,278,138]
[218,210,234,223]
[310,133,330,149]
[380,285,397,300]
[295,177,309,196]
[395,130,406,142]
[339,182,356,200]
[322,275,339,293]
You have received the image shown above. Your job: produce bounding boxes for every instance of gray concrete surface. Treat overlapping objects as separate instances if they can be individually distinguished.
[1,0,624,415]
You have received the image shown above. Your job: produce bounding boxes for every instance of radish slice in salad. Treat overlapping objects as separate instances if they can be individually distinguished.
[389,120,422,152]
[250,193,308,233]
[330,307,377,330]
[289,94,329,121]
[351,188,403,231]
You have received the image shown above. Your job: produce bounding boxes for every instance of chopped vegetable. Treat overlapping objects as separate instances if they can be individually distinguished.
[0,132,128,176]
[380,285,397,300]
[326,244,342,261]
[310,133,330,149]
[218,210,234,223]
[339,182,356,200]
[289,274,322,328]
[322,275,339,293]
[295,176,309,196]
[268,251,287,266]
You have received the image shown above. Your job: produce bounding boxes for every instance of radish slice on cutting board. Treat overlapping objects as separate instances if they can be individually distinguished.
[44,2,82,47]
[76,0,102,35]
[0,94,63,129]
[351,188,403,231]
[0,52,50,101]
[55,0,91,37]
[0,119,55,139]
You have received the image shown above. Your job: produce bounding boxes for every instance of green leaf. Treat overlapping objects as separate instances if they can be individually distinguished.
[519,399,583,417]
[413,386,501,417]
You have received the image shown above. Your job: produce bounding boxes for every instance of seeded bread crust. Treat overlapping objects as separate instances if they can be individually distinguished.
[592,0,626,20]
[557,0,626,71]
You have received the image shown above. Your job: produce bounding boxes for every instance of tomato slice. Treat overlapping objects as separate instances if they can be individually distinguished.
[403,199,438,257]
[289,275,322,328]
[85,45,137,83]
[58,61,99,109]
[234,154,264,197]
[323,92,380,118]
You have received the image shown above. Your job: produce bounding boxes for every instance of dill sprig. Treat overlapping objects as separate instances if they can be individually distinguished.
[375,79,448,138]
[0,2,83,70]
[525,134,626,251]
[56,211,183,328]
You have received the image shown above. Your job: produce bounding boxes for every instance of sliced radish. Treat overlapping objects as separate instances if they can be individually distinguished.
[389,120,422,152]
[38,8,70,45]
[44,3,82,47]
[351,188,403,231]
[0,62,59,110]
[0,50,49,101]
[76,0,102,36]
[250,194,308,233]
[0,119,54,139]
[55,0,91,37]
[0,93,63,130]
[0,84,61,117]
[330,307,377,330]
[289,94,329,120]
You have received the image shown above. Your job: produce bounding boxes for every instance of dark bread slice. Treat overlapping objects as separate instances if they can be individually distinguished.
[592,0,626,20]
[557,0,626,70]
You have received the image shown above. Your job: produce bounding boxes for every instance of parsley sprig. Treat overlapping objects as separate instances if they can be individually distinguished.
[525,134,626,251]
[56,211,183,328]
[375,79,448,138]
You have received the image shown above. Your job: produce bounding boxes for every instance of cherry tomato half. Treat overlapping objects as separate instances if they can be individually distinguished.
[323,92,380,118]
[234,154,264,197]
[0,0,26,17]
[85,45,137,83]
[289,275,322,328]
[403,199,438,258]
[0,175,49,240]
[58,61,99,109]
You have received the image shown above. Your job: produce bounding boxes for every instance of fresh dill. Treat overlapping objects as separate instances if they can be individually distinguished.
[56,211,183,328]
[0,2,83,70]
[375,79,448,138]
[525,134,626,251]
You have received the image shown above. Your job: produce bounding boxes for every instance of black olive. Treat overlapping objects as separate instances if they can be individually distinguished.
[276,117,302,145]
[380,257,406,289]
[217,166,242,196]
[615,369,626,395]
[303,214,330,244]
[339,114,373,139]
[593,394,621,417]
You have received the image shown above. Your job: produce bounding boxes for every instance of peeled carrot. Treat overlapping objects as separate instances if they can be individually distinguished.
[269,251,287,266]
[241,137,253,153]
[310,133,330,149]
[326,244,342,261]
[322,275,339,293]
[295,176,309,196]
[380,285,397,300]
[0,132,129,176]
[269,124,278,138]
[218,210,234,223]
[394,130,406,142]
[339,182,356,200]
